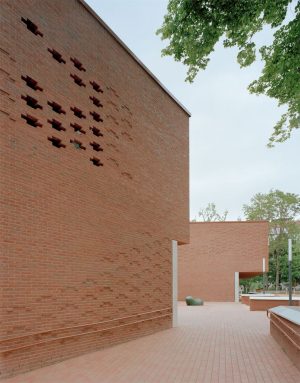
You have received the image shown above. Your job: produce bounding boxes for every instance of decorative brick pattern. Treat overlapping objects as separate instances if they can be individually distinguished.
[0,0,189,378]
[179,222,269,302]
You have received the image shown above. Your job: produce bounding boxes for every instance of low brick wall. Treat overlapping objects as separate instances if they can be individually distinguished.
[241,295,250,305]
[269,312,300,372]
[250,299,300,311]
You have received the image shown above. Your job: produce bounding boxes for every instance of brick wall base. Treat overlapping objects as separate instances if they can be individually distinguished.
[0,312,171,379]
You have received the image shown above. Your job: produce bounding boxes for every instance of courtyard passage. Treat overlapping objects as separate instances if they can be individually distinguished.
[4,302,300,383]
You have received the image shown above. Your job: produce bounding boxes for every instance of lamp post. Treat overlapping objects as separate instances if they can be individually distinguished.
[262,257,266,294]
[288,239,292,306]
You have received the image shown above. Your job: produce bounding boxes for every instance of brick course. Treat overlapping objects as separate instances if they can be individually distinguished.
[0,0,189,378]
[178,222,269,302]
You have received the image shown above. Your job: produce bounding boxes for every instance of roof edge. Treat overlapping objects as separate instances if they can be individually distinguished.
[77,0,191,117]
[190,220,269,224]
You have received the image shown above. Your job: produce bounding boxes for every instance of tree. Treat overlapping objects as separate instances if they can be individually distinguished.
[157,1,300,146]
[193,202,228,221]
[279,240,300,283]
[243,189,300,289]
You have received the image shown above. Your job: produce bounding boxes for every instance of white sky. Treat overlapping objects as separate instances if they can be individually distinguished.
[85,0,300,220]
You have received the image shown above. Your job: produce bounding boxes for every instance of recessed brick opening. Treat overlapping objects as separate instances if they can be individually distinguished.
[90,126,103,137]
[70,139,86,150]
[21,75,43,91]
[90,141,103,152]
[70,74,86,87]
[90,111,103,122]
[21,95,42,109]
[21,17,43,37]
[90,81,103,93]
[90,157,103,167]
[21,113,42,127]
[47,119,65,131]
[89,96,102,108]
[48,136,66,148]
[70,57,86,71]
[48,48,66,64]
[71,107,86,119]
[48,101,66,114]
[70,123,86,134]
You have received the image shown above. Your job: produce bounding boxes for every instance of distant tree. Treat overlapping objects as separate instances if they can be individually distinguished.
[157,0,300,146]
[279,238,300,284]
[193,202,228,222]
[243,189,300,289]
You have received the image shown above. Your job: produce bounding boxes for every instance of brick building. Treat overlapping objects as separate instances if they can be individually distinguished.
[178,222,269,302]
[0,0,190,377]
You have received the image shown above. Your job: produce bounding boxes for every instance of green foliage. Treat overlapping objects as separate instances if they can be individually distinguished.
[243,189,300,287]
[279,228,300,283]
[240,276,263,293]
[243,189,300,223]
[193,202,228,221]
[279,249,300,283]
[157,0,300,146]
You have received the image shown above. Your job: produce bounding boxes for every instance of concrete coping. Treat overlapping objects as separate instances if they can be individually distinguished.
[241,294,275,297]
[269,306,300,326]
[250,296,300,301]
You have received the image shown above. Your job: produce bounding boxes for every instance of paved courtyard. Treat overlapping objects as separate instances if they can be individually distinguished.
[3,302,300,383]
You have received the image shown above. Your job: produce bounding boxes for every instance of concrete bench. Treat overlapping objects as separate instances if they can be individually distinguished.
[268,306,300,371]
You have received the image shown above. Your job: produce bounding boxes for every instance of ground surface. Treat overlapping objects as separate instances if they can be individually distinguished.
[3,302,300,383]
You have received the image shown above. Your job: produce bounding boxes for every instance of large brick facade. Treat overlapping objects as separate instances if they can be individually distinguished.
[0,0,189,378]
[178,222,269,302]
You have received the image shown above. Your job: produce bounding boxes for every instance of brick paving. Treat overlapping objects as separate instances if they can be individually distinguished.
[3,302,300,383]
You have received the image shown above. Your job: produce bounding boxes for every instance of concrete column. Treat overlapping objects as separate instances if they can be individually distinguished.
[172,240,178,327]
[234,271,239,303]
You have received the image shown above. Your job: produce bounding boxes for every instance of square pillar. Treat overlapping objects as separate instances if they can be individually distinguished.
[172,240,178,327]
[234,271,239,303]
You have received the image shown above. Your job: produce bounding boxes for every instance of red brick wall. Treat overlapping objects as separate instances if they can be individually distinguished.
[178,222,269,302]
[0,0,189,377]
[241,295,250,305]
[250,299,299,311]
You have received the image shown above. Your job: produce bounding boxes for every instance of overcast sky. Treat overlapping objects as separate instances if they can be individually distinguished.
[86,0,299,220]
